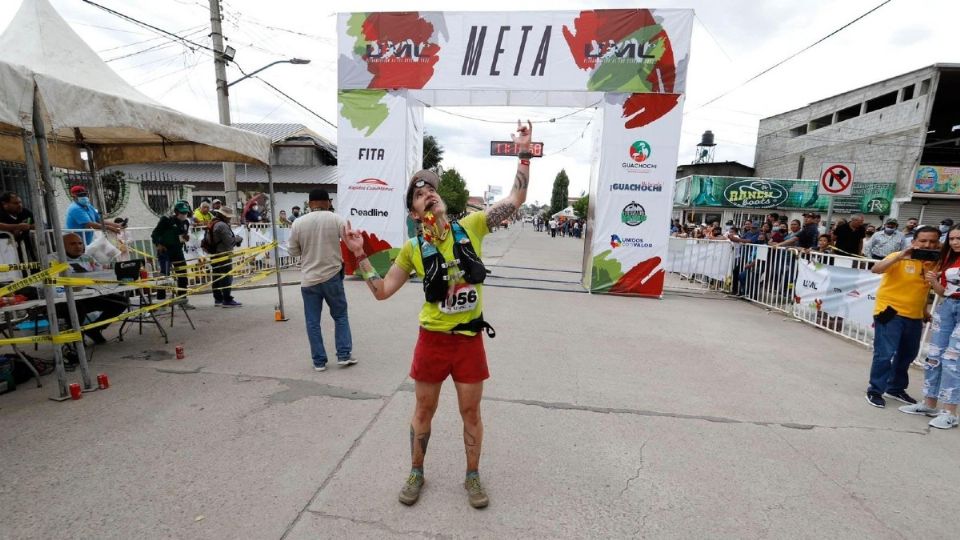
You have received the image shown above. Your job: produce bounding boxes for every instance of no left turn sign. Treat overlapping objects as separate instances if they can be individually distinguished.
[818,163,856,196]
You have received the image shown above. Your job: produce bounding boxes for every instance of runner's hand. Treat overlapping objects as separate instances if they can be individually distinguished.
[342,220,365,256]
[511,119,533,151]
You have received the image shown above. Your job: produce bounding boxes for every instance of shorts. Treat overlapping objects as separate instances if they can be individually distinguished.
[410,327,489,384]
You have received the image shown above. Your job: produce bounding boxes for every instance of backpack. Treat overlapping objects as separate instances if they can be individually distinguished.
[200,223,215,253]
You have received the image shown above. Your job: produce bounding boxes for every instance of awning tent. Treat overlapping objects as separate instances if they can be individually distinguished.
[551,206,578,220]
[0,0,282,400]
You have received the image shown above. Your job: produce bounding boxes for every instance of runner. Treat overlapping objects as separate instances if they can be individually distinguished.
[342,120,533,509]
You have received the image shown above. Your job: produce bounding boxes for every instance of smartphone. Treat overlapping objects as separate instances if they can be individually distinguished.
[911,248,940,261]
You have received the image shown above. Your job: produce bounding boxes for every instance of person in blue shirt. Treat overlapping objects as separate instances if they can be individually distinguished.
[65,185,119,243]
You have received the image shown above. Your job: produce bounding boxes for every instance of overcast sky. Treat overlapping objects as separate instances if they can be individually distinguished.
[2,0,957,206]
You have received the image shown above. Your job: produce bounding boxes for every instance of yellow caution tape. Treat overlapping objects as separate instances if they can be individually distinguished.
[0,262,69,297]
[0,261,42,272]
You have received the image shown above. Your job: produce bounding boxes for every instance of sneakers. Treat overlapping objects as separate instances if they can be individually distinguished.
[313,365,326,372]
[336,356,358,367]
[464,474,489,509]
[398,473,424,505]
[214,299,222,307]
[929,412,959,430]
[885,390,918,405]
[865,393,885,408]
[221,300,243,308]
[898,403,940,417]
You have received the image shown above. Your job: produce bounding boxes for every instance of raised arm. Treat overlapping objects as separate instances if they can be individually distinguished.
[486,120,532,231]
[342,220,409,300]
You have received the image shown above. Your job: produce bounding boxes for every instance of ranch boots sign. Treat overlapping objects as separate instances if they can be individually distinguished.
[721,179,788,208]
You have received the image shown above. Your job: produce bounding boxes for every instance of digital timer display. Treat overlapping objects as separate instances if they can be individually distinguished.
[489,141,544,157]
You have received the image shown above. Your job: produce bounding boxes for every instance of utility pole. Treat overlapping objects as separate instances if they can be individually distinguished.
[209,0,238,218]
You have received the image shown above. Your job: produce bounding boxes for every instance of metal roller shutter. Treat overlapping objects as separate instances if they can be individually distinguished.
[901,199,960,226]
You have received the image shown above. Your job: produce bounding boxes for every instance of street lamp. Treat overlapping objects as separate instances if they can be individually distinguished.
[228,58,311,88]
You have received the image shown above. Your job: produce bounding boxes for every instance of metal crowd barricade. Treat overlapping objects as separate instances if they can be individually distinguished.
[666,237,734,293]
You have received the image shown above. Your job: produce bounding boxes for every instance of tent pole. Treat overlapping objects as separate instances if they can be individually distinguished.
[76,137,110,234]
[32,92,95,392]
[21,129,71,399]
[265,166,287,321]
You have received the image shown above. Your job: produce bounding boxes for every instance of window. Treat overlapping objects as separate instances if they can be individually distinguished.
[789,124,808,137]
[809,114,833,131]
[836,103,861,122]
[865,91,897,113]
[919,78,931,95]
[901,84,914,101]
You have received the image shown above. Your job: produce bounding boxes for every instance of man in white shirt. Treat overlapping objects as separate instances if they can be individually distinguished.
[287,189,355,371]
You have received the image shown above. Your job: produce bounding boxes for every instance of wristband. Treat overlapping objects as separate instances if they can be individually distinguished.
[361,270,378,280]
[518,151,533,160]
[354,252,367,263]
[519,159,530,166]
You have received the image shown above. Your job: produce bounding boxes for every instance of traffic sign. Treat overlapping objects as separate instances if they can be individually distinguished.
[818,163,855,196]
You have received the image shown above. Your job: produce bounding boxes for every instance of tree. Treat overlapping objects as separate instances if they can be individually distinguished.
[423,133,444,171]
[573,195,589,220]
[438,167,469,216]
[550,169,570,216]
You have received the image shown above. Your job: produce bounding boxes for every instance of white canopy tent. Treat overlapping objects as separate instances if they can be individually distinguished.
[551,206,578,220]
[0,0,282,399]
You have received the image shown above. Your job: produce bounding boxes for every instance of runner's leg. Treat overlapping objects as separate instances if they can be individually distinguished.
[411,381,442,469]
[454,381,484,471]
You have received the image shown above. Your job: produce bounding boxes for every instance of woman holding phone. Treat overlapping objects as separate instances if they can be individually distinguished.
[902,224,960,429]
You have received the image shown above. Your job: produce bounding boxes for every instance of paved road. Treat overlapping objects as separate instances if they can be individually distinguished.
[1,225,954,539]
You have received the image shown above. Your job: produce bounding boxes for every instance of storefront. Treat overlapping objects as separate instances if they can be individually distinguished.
[900,165,960,225]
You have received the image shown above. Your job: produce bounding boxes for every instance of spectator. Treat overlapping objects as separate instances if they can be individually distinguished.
[65,185,120,243]
[211,199,223,211]
[865,225,940,408]
[864,218,907,260]
[244,201,264,223]
[775,213,819,249]
[902,224,960,428]
[864,223,876,240]
[833,214,866,256]
[722,220,734,234]
[939,218,954,244]
[814,234,835,253]
[771,222,787,243]
[757,222,772,244]
[902,217,919,242]
[0,191,36,261]
[289,206,302,223]
[193,200,214,225]
[287,189,354,371]
[108,217,131,262]
[782,219,801,242]
[691,227,705,239]
[60,232,129,344]
[151,200,193,307]
[205,207,243,308]
[732,220,759,243]
[549,218,558,238]
[278,210,291,227]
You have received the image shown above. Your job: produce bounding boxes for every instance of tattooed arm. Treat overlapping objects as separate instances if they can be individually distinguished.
[342,220,410,300]
[486,120,532,231]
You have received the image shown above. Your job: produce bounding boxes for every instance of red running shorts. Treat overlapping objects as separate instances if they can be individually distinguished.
[410,327,489,384]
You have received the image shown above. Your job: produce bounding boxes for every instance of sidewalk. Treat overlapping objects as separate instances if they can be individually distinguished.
[1,226,955,539]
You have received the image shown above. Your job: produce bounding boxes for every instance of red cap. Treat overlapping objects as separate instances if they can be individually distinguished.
[70,185,87,197]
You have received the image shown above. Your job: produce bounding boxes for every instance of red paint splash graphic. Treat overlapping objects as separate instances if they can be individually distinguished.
[361,13,440,89]
[562,9,678,92]
[609,257,664,297]
[621,93,679,129]
[341,231,392,275]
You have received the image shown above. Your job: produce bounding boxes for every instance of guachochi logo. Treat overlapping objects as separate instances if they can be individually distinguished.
[621,201,647,226]
[610,234,622,249]
[629,140,652,163]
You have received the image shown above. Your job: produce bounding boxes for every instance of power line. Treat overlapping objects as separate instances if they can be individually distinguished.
[416,100,600,125]
[235,66,336,129]
[687,0,895,114]
[105,29,208,62]
[694,13,733,62]
[80,0,217,55]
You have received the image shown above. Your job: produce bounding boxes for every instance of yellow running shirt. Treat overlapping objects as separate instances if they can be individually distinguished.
[395,211,489,334]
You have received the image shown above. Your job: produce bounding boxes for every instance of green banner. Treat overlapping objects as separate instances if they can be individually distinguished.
[915,165,960,194]
[678,176,895,214]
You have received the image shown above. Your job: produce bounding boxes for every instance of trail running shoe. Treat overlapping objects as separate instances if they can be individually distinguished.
[399,473,424,506]
[929,413,959,430]
[898,403,940,417]
[464,475,489,509]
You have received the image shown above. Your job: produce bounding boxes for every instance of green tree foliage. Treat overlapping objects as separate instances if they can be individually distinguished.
[423,133,444,171]
[573,195,589,220]
[550,169,570,216]
[438,167,469,216]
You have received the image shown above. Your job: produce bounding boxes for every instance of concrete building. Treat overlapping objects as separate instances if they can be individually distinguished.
[754,63,960,225]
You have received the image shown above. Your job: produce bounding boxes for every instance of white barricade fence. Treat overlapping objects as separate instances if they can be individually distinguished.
[0,232,21,281]
[668,237,886,347]
[666,237,734,292]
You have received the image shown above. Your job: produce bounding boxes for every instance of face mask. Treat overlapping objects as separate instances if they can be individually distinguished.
[252,205,259,211]
[78,196,90,206]
[884,227,896,235]
[292,211,300,216]
[940,225,950,233]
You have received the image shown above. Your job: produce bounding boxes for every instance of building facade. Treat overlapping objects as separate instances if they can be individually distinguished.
[754,63,960,225]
